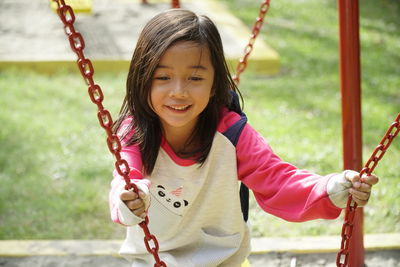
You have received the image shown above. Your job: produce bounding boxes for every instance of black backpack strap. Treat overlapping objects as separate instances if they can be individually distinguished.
[222,116,247,146]
[239,183,250,222]
[223,90,250,222]
[228,90,244,116]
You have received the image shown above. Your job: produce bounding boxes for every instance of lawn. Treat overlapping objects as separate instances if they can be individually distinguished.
[1,0,399,240]
[220,0,400,237]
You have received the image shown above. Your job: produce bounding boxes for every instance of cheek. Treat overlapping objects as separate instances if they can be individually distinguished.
[200,93,211,108]
[199,83,214,105]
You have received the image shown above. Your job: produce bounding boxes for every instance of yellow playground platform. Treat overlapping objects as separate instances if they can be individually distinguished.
[50,0,93,14]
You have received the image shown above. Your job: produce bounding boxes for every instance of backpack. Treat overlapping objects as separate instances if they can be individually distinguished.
[222,90,250,222]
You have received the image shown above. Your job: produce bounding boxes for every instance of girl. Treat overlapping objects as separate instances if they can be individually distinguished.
[109,9,379,267]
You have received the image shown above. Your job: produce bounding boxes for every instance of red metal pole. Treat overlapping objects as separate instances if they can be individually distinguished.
[337,0,364,266]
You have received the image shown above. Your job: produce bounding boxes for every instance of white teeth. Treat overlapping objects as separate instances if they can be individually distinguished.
[170,105,189,110]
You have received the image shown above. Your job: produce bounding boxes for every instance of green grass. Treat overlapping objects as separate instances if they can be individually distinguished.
[0,69,127,239]
[221,0,400,237]
[1,0,399,239]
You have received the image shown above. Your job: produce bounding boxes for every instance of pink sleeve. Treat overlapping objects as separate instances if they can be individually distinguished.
[236,124,341,222]
[108,119,147,225]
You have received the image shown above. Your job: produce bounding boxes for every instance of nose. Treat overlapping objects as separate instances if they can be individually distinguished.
[169,79,188,98]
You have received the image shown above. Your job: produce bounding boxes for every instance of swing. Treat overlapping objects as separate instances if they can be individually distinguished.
[51,1,400,266]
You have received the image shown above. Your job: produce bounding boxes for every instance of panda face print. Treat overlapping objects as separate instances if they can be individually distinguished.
[151,184,189,216]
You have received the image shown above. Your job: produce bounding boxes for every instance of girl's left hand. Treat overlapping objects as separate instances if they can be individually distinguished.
[344,170,379,207]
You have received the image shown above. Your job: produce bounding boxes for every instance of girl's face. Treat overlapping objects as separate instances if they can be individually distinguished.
[150,41,215,137]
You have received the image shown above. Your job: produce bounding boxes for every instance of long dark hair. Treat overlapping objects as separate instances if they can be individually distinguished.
[113,9,240,175]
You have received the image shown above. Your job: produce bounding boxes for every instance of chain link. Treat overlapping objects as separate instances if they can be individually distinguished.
[52,1,166,266]
[171,0,180,8]
[336,112,400,266]
[233,0,270,85]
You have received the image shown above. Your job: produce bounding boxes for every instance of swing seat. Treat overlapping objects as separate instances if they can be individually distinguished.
[49,0,92,14]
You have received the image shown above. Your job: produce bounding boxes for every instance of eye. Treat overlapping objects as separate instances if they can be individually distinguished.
[154,76,169,81]
[158,191,165,197]
[173,202,181,208]
[189,76,203,81]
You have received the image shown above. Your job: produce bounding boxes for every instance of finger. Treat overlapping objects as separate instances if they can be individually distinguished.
[138,190,148,200]
[120,190,138,201]
[349,188,370,201]
[356,182,372,193]
[344,170,362,188]
[133,206,146,217]
[125,199,144,210]
[361,174,379,186]
[351,194,369,207]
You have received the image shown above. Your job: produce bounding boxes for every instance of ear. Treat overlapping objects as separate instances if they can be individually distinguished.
[184,200,189,206]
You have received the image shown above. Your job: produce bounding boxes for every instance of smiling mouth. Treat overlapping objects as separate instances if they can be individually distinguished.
[167,105,191,111]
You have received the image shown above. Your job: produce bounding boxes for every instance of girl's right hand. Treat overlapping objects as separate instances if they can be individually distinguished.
[120,190,147,219]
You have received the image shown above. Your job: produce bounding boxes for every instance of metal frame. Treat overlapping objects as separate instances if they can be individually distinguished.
[338,0,363,266]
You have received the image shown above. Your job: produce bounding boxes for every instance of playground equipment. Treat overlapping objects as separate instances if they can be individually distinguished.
[50,0,93,13]
[51,0,400,266]
[50,0,180,13]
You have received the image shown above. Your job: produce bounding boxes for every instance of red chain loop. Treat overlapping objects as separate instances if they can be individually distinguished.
[77,58,94,80]
[88,84,104,104]
[115,159,130,177]
[68,32,85,52]
[58,4,75,24]
[140,218,167,267]
[233,0,270,85]
[52,1,166,266]
[107,134,122,154]
[171,0,180,8]
[64,23,75,36]
[336,112,400,266]
[97,109,112,129]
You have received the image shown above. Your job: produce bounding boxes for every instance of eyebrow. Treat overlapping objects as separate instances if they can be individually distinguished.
[156,64,208,70]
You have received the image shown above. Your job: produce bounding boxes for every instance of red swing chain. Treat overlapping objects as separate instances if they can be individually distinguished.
[233,0,270,85]
[52,1,166,266]
[336,113,400,267]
